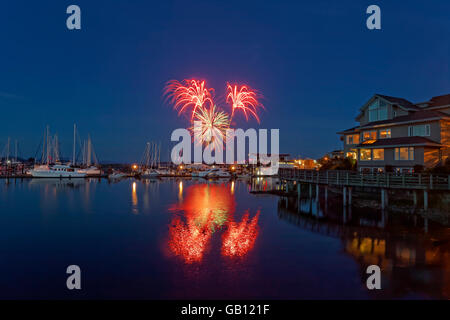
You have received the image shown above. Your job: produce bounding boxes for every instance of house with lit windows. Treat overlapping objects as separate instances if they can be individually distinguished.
[338,93,450,173]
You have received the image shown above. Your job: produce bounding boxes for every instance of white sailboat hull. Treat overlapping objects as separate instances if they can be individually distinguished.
[78,166,101,176]
[30,166,86,178]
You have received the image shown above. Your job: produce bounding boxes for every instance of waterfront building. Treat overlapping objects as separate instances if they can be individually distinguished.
[338,94,450,173]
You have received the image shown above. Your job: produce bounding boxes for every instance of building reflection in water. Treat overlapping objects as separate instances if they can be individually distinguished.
[278,191,450,299]
[168,182,260,264]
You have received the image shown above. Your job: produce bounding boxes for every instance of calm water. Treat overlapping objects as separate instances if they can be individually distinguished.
[0,177,449,299]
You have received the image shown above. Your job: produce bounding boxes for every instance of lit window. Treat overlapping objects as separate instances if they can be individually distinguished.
[346,150,357,159]
[372,149,384,160]
[346,134,360,145]
[363,131,377,141]
[360,149,372,161]
[379,129,391,139]
[395,147,414,160]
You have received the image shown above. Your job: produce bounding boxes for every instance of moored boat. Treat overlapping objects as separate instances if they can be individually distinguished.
[200,168,231,178]
[78,166,101,176]
[108,171,127,180]
[30,164,86,178]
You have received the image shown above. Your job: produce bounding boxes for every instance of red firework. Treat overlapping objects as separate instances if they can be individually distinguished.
[226,83,263,123]
[164,79,214,120]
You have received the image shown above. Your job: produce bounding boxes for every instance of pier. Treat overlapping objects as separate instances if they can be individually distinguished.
[278,168,450,211]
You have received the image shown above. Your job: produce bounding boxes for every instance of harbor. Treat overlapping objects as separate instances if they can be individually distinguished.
[1,0,449,305]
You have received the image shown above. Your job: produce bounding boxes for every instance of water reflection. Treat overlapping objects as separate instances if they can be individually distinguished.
[278,194,450,299]
[222,210,260,258]
[168,182,260,263]
[131,181,138,214]
[3,177,450,299]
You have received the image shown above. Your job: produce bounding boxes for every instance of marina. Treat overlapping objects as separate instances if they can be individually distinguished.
[1,1,449,306]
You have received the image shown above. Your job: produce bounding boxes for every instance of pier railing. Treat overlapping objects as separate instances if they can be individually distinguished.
[279,168,450,191]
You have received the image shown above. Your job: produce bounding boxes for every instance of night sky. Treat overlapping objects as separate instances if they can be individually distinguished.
[0,0,449,162]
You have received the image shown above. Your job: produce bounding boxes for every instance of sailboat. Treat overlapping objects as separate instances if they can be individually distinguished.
[72,124,101,176]
[140,142,167,178]
[30,126,86,178]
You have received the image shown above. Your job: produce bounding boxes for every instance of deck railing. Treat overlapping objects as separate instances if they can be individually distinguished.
[278,168,450,190]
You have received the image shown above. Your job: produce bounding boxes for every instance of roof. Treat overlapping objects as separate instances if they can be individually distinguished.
[358,110,449,129]
[376,94,419,110]
[339,110,449,133]
[337,126,359,134]
[428,94,450,107]
[340,93,450,135]
[355,137,442,148]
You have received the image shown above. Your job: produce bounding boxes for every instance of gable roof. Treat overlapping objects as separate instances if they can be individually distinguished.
[356,94,420,121]
[375,94,419,110]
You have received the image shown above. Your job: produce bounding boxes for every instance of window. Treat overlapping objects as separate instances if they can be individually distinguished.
[346,150,357,159]
[373,149,384,160]
[408,124,430,137]
[346,134,360,145]
[368,100,388,122]
[379,129,391,139]
[395,147,414,160]
[363,131,377,141]
[360,149,372,161]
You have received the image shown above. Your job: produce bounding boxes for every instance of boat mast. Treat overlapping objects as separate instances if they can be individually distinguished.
[41,128,46,164]
[145,142,150,169]
[54,134,60,163]
[73,124,76,165]
[6,137,10,163]
[152,142,156,168]
[46,125,50,165]
[87,135,92,167]
[82,140,86,165]
[158,142,161,169]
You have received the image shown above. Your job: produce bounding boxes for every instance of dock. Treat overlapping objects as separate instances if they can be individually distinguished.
[278,168,450,210]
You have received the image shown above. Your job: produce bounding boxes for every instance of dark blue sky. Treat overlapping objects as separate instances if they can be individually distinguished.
[0,0,449,162]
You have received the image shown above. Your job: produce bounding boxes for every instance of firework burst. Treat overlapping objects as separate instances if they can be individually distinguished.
[191,105,230,151]
[164,79,214,120]
[165,78,264,149]
[226,83,263,123]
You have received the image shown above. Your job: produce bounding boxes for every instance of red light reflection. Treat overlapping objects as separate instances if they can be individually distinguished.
[222,210,260,258]
[168,216,212,264]
[168,183,259,263]
[169,184,235,232]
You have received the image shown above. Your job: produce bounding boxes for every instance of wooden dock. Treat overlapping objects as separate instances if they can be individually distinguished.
[278,168,450,210]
